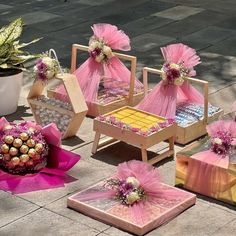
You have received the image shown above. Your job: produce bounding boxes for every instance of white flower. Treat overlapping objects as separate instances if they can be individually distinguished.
[89,41,99,50]
[174,77,184,86]
[103,45,112,57]
[126,176,140,188]
[45,70,55,79]
[126,191,141,205]
[213,137,222,145]
[33,65,38,73]
[42,57,54,67]
[95,53,105,63]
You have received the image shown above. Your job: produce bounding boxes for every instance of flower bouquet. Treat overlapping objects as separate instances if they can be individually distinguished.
[0,117,80,193]
[55,23,144,117]
[176,119,236,205]
[68,160,196,235]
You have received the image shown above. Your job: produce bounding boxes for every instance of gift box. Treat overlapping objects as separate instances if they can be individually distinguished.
[176,121,236,205]
[28,72,87,139]
[92,106,176,165]
[68,161,196,236]
[53,24,144,117]
[139,67,223,144]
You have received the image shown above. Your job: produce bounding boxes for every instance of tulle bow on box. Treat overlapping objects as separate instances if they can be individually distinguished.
[137,43,204,119]
[0,118,80,194]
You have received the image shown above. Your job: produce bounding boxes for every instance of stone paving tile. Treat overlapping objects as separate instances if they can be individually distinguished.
[0,191,39,228]
[154,5,204,20]
[18,157,115,206]
[211,218,236,236]
[79,0,115,6]
[45,196,111,232]
[103,227,133,236]
[146,200,236,236]
[0,4,12,10]
[0,208,99,236]
[132,33,175,52]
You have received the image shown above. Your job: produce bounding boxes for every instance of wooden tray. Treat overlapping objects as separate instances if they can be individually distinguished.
[68,180,196,236]
[92,106,177,165]
[27,73,88,139]
[142,67,223,144]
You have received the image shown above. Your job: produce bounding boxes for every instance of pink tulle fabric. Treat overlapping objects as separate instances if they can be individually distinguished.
[77,160,186,224]
[0,118,80,194]
[137,43,203,119]
[185,120,236,197]
[55,23,143,113]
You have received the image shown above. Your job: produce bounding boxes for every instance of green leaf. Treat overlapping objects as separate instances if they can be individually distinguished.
[0,18,23,47]
[0,43,11,57]
[16,37,42,49]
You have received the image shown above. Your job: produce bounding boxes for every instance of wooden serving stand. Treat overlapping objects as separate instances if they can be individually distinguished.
[92,106,177,165]
[27,73,88,139]
[142,67,223,144]
[57,44,145,117]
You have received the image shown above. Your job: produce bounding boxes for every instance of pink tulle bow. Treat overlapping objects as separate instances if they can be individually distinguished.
[0,118,80,193]
[137,43,204,119]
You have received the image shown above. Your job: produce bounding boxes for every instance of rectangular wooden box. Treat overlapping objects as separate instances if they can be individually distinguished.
[68,181,196,235]
[92,106,177,165]
[142,67,223,144]
[176,137,236,205]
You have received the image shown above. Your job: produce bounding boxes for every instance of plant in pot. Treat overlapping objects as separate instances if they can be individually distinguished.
[0,18,41,116]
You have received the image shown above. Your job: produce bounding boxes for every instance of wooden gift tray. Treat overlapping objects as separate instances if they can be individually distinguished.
[68,180,196,236]
[142,67,223,145]
[27,73,88,139]
[92,106,177,165]
[48,44,145,117]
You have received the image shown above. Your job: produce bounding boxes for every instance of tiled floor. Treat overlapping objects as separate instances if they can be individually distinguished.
[1,0,236,235]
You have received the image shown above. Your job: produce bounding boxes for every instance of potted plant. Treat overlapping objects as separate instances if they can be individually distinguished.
[0,18,41,116]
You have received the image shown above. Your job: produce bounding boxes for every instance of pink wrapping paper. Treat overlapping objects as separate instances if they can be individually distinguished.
[0,118,80,193]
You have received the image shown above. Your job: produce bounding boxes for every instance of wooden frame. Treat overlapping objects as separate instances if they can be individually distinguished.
[142,67,223,144]
[92,106,177,165]
[27,73,88,139]
[68,181,196,236]
[69,44,145,117]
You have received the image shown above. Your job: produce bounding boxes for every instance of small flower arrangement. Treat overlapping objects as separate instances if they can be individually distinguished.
[161,62,188,86]
[0,121,49,175]
[210,131,233,156]
[106,176,145,205]
[34,54,59,81]
[88,36,114,63]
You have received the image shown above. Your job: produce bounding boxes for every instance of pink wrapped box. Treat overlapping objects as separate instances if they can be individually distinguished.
[67,180,196,235]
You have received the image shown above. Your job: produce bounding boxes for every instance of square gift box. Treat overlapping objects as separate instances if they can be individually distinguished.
[68,180,196,235]
[176,137,236,205]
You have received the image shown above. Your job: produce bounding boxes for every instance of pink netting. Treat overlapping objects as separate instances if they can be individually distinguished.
[137,43,203,119]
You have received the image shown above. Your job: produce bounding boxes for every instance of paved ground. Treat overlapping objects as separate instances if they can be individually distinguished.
[1,0,236,235]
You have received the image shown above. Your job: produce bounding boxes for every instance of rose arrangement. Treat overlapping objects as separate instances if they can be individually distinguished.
[0,121,48,175]
[88,36,114,63]
[34,54,59,81]
[161,62,188,86]
[106,176,145,205]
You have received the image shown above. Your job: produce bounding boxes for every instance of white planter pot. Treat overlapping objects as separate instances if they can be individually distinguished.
[0,71,23,116]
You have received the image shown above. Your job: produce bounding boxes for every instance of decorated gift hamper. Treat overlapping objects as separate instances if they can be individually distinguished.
[27,49,88,139]
[53,23,145,117]
[137,44,223,144]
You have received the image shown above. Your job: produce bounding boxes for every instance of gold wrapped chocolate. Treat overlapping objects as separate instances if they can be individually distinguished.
[35,143,43,153]
[28,127,35,133]
[26,159,34,166]
[20,154,29,163]
[11,157,20,165]
[4,135,14,144]
[27,139,35,148]
[13,138,23,148]
[1,144,9,154]
[28,148,36,158]
[9,147,18,156]
[20,145,29,154]
[20,132,29,141]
